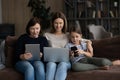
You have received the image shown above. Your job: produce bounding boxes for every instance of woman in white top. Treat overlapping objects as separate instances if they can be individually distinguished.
[44,11,71,80]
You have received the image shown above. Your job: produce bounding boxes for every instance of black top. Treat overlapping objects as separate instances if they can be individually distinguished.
[15,34,49,63]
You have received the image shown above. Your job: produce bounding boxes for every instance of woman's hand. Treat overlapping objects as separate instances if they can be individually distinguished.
[40,52,43,58]
[20,52,32,60]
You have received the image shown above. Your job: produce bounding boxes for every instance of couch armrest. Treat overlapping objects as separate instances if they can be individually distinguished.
[5,36,18,67]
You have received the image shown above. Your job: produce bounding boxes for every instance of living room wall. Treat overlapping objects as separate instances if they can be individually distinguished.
[2,0,64,36]
[0,0,2,23]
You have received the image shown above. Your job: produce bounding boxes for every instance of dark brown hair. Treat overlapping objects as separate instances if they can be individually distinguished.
[50,11,67,33]
[69,26,82,34]
[26,17,41,35]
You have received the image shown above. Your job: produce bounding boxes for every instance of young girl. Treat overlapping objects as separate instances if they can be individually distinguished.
[65,26,112,71]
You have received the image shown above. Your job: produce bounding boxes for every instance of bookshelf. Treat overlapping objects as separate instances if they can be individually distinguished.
[64,0,120,38]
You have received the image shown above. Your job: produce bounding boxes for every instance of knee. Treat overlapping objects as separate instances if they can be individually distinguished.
[72,63,86,72]
[72,63,80,71]
[47,62,56,69]
[33,61,44,70]
[57,62,68,69]
[34,61,44,67]
[59,62,67,66]
[101,58,112,66]
[25,64,34,73]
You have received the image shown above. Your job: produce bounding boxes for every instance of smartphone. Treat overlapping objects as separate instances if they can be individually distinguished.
[71,46,79,57]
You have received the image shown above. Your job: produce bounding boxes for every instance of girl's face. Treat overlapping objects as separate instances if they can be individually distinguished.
[53,18,64,33]
[29,23,41,38]
[70,32,82,45]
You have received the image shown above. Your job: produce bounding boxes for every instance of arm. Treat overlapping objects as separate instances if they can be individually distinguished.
[15,34,33,61]
[86,40,93,57]
[77,40,93,57]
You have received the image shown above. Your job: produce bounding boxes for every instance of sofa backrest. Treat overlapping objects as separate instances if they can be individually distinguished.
[92,36,120,60]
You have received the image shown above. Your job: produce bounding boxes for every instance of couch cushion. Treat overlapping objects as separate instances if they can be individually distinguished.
[5,36,18,67]
[67,65,120,80]
[0,68,23,80]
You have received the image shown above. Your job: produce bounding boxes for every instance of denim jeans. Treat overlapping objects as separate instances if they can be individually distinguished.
[15,60,45,80]
[46,62,71,80]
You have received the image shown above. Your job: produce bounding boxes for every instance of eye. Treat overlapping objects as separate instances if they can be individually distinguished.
[30,27,34,30]
[76,36,79,38]
[59,22,63,24]
[36,28,39,30]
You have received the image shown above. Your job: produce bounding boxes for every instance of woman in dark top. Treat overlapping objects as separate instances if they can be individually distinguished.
[15,17,48,80]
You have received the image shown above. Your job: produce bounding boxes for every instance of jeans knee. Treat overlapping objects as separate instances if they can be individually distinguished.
[26,64,34,73]
[59,62,71,68]
[59,62,67,67]
[15,61,34,73]
[47,62,56,69]
[33,61,45,72]
[34,61,44,67]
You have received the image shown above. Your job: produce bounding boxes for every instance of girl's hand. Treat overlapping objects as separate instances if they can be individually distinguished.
[70,51,74,57]
[40,52,43,58]
[20,52,32,60]
[76,49,84,55]
[69,51,74,58]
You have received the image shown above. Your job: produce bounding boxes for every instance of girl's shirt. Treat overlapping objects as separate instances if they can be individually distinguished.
[65,41,87,64]
[15,34,49,62]
[44,32,69,48]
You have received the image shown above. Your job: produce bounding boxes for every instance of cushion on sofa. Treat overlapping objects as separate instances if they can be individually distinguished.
[67,65,120,80]
[0,68,23,80]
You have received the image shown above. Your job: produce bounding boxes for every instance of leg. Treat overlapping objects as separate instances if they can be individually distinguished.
[15,61,34,80]
[33,61,45,80]
[55,62,71,80]
[46,62,56,80]
[72,62,98,72]
[87,57,112,66]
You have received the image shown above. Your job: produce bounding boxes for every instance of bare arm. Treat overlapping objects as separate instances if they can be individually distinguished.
[77,40,93,57]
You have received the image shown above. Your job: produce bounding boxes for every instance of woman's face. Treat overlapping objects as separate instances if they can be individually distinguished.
[53,18,64,33]
[29,23,41,38]
[70,32,82,45]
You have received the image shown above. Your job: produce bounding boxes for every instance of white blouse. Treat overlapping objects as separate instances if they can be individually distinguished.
[44,32,69,48]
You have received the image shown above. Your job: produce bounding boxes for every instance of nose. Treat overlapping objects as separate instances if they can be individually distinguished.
[56,23,61,27]
[74,37,77,40]
[33,29,37,34]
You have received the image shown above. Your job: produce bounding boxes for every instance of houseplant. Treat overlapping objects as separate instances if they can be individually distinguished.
[27,0,53,31]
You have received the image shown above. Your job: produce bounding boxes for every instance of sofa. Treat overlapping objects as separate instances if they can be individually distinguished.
[0,35,120,80]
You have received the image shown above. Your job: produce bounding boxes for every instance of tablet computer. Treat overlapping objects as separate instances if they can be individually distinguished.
[25,44,40,61]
